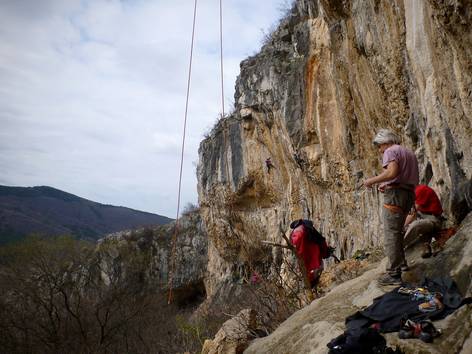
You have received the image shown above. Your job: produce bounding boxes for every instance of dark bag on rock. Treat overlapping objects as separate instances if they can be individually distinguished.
[327,327,403,354]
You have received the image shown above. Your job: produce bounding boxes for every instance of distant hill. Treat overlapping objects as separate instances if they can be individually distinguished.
[0,185,173,245]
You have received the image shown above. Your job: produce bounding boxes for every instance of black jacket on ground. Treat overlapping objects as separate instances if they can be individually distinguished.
[327,277,471,353]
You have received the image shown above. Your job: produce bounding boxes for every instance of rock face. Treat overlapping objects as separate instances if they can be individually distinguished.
[201,309,258,354]
[244,212,472,354]
[197,0,472,295]
[99,211,207,296]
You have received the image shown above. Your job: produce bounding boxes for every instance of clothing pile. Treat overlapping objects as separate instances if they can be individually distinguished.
[327,277,472,353]
[397,286,444,313]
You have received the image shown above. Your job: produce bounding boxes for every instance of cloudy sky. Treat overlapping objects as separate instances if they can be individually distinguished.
[0,0,288,218]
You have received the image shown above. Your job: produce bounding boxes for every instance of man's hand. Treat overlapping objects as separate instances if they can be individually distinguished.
[403,209,417,231]
[363,178,375,188]
[363,161,399,189]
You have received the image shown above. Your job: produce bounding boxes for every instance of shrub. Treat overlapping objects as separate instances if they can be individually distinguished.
[0,236,201,353]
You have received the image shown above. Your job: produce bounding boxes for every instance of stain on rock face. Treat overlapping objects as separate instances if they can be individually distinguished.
[197,0,472,295]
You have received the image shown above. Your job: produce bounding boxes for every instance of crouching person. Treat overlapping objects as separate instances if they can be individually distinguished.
[404,184,443,258]
[289,219,331,289]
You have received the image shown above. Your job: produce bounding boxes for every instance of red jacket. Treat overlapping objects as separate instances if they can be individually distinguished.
[290,224,329,282]
[415,185,443,216]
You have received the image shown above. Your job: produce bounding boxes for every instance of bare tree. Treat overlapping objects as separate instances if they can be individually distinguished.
[0,236,196,353]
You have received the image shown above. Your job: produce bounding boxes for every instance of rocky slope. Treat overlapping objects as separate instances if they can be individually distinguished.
[244,212,472,354]
[197,0,472,296]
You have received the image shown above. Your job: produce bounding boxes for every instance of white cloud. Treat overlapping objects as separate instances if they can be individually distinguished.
[0,0,287,217]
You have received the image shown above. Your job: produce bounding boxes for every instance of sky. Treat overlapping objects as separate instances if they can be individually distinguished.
[0,0,289,218]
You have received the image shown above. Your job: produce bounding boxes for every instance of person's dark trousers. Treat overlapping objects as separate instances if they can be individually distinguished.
[383,188,415,277]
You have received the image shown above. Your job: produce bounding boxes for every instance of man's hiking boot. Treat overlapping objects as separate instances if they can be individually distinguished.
[431,241,442,256]
[377,273,402,286]
[398,319,422,339]
[418,320,441,343]
[421,243,432,258]
[398,319,441,343]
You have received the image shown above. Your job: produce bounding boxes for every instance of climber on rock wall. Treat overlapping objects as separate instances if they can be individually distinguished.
[265,157,274,173]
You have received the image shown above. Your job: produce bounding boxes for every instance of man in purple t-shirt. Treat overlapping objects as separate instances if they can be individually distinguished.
[364,129,419,285]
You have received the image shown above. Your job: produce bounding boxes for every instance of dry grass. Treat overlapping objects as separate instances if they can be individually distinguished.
[318,247,384,294]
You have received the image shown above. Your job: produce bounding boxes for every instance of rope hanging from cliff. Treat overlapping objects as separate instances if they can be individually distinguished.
[167,0,198,305]
[167,0,227,305]
[219,0,225,117]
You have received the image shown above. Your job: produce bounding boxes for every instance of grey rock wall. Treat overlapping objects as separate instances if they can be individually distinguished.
[99,211,207,292]
[197,0,472,295]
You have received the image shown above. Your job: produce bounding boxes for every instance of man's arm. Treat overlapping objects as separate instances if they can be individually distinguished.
[364,161,399,188]
[404,208,417,230]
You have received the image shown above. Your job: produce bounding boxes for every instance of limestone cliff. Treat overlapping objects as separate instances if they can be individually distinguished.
[99,211,208,300]
[197,0,472,295]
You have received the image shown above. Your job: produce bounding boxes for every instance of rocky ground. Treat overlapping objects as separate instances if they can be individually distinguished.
[201,212,472,354]
[243,213,472,354]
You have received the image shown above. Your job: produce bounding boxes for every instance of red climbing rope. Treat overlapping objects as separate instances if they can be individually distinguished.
[167,0,198,305]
